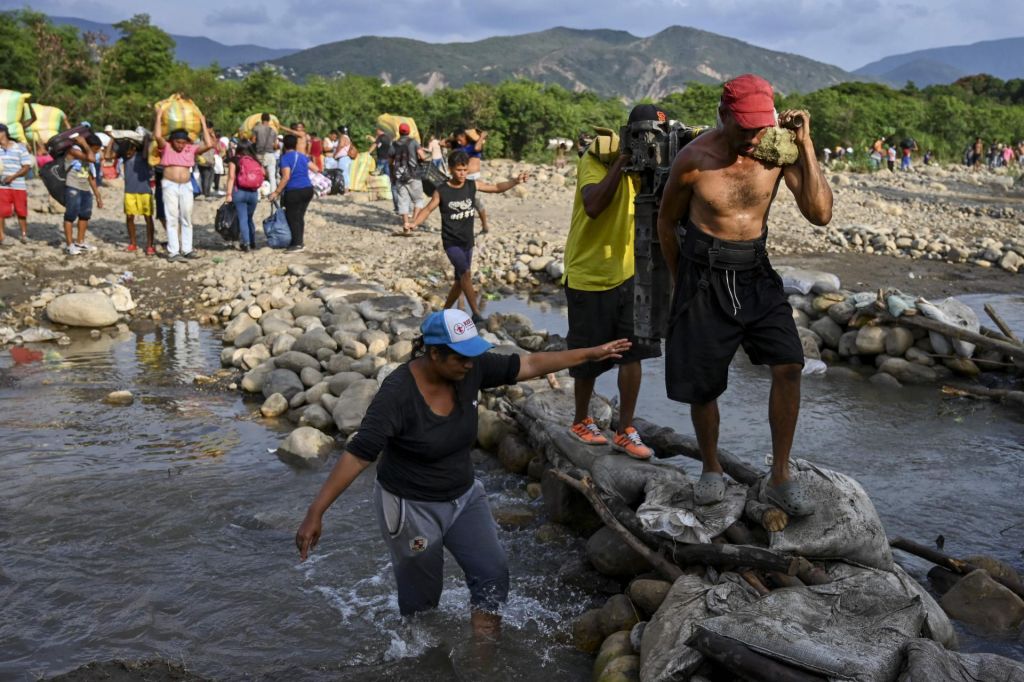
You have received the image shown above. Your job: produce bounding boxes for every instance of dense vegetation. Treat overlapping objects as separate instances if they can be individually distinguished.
[1,11,1022,163]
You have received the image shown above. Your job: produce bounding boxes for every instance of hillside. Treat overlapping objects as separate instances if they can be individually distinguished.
[51,16,298,68]
[262,26,859,98]
[856,36,1024,87]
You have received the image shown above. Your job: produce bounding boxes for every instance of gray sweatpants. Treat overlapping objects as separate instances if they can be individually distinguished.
[374,479,509,616]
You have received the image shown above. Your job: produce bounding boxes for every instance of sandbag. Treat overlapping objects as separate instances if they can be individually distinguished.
[347,153,374,191]
[376,114,420,144]
[898,638,1024,682]
[25,104,66,144]
[761,459,894,571]
[263,203,291,248]
[916,297,979,358]
[774,265,842,295]
[39,159,67,205]
[308,170,332,198]
[0,89,32,142]
[636,475,746,544]
[241,113,281,134]
[214,202,239,242]
[108,128,147,144]
[694,567,926,682]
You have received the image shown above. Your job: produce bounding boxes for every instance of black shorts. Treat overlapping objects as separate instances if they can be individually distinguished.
[665,261,803,404]
[565,276,661,379]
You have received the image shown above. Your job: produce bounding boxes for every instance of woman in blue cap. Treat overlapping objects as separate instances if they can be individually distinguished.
[296,309,629,636]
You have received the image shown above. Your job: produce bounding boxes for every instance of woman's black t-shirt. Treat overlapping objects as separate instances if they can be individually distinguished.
[347,351,520,501]
[436,180,477,249]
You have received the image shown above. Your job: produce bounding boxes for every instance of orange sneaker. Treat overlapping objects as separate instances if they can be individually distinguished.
[612,427,653,460]
[570,417,608,445]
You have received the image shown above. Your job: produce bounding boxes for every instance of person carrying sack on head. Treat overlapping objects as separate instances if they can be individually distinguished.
[559,105,668,461]
[657,74,833,516]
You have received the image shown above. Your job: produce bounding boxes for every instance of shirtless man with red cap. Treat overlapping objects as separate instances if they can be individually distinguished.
[657,74,833,517]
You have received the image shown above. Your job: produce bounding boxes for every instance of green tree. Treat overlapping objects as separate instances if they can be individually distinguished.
[108,14,175,91]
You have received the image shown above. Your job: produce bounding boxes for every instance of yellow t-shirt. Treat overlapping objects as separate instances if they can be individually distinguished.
[562,151,637,291]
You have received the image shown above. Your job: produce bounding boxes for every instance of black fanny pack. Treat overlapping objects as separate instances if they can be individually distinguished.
[680,223,767,272]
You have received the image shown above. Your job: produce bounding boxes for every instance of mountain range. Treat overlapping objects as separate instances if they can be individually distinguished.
[855,36,1024,87]
[50,16,298,68]
[262,26,855,98]
[45,15,1023,97]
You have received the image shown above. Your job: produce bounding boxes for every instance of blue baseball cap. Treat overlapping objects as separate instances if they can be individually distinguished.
[420,310,492,357]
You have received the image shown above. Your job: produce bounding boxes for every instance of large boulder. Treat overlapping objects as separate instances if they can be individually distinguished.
[628,579,673,618]
[810,316,843,349]
[879,357,938,385]
[46,292,119,328]
[328,371,366,397]
[241,363,274,393]
[223,313,259,344]
[276,426,334,468]
[274,351,321,374]
[855,326,887,355]
[586,526,651,578]
[292,328,338,356]
[262,369,304,400]
[356,295,424,322]
[299,404,334,432]
[940,569,1024,632]
[332,379,379,434]
[497,434,534,475]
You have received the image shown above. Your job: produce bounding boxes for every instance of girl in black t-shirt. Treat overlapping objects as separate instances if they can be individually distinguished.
[407,150,528,325]
[296,309,630,637]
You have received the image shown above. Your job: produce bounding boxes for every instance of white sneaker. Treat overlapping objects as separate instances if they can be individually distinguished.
[74,242,96,252]
[65,244,82,255]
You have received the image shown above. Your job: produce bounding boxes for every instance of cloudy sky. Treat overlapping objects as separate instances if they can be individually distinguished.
[5,0,1021,70]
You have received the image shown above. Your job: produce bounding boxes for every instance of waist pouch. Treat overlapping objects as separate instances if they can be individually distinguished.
[681,224,767,271]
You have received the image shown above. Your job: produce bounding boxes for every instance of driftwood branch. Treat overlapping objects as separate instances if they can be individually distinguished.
[884,313,1024,360]
[984,303,1020,343]
[941,384,1024,407]
[549,468,683,582]
[890,537,1024,599]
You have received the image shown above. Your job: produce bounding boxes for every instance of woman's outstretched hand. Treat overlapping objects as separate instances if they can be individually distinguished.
[295,511,323,561]
[586,338,632,363]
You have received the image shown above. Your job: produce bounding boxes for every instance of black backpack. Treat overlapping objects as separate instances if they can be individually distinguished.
[390,140,420,184]
[40,158,68,205]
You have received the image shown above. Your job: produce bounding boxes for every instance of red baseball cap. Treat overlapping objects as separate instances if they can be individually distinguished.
[721,74,776,129]
[398,122,410,134]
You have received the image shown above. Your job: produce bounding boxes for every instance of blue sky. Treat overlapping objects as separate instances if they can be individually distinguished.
[3,0,1021,70]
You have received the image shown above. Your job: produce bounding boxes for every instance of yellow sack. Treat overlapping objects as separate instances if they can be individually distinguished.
[26,104,67,144]
[376,114,420,144]
[347,153,374,192]
[589,126,620,165]
[0,89,32,142]
[150,94,204,165]
[241,113,281,134]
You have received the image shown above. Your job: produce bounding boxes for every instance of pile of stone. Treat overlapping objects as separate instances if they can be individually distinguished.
[782,267,1023,387]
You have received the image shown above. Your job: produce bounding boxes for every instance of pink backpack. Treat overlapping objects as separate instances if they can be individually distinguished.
[236,155,265,190]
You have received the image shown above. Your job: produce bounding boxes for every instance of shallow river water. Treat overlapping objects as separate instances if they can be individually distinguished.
[1,295,1023,680]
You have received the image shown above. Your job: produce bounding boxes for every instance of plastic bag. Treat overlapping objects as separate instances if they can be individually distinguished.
[309,170,331,197]
[263,202,291,248]
[215,202,239,242]
[39,159,67,205]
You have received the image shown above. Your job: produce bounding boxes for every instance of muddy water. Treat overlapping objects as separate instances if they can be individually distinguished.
[0,323,592,680]
[485,292,1024,660]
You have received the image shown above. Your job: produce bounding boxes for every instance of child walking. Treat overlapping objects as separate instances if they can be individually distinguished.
[107,138,155,253]
[407,150,527,323]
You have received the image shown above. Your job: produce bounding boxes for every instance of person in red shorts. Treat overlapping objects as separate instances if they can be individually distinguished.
[0,123,34,245]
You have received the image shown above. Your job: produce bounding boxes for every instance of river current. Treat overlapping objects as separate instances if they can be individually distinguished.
[1,296,1022,680]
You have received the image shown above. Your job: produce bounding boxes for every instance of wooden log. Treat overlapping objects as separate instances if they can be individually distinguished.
[692,629,828,682]
[740,570,771,596]
[669,543,801,576]
[767,571,806,589]
[549,468,683,582]
[745,498,789,533]
[793,557,831,586]
[886,313,1024,360]
[984,303,1021,343]
[890,536,1024,599]
[633,417,762,486]
[941,384,1024,407]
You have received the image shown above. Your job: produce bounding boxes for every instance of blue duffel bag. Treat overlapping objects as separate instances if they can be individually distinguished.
[263,202,291,248]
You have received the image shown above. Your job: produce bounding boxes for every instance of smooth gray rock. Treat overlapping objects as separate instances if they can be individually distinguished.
[351,355,386,377]
[810,316,843,349]
[827,300,856,325]
[262,369,304,400]
[360,329,391,356]
[299,404,334,432]
[387,340,414,363]
[260,317,294,336]
[223,313,259,344]
[320,393,338,413]
[328,371,365,396]
[837,330,859,357]
[271,334,296,356]
[869,372,903,389]
[261,393,289,418]
[292,299,324,318]
[325,353,354,374]
[292,328,338,356]
[357,295,423,322]
[885,327,915,357]
[241,362,274,393]
[855,326,887,355]
[233,324,260,349]
[274,351,321,373]
[276,426,334,468]
[586,526,651,578]
[305,381,331,406]
[300,366,324,387]
[332,379,379,434]
[46,292,119,328]
[879,357,938,385]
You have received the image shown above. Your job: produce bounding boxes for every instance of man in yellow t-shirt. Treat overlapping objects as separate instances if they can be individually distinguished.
[561,104,667,461]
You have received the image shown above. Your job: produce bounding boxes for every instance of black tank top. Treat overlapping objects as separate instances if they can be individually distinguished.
[436,180,476,249]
